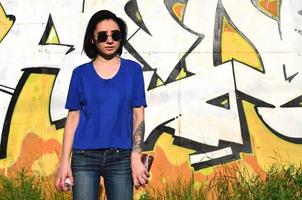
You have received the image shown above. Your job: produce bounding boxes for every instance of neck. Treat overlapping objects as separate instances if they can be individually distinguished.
[97,50,118,61]
[94,54,119,64]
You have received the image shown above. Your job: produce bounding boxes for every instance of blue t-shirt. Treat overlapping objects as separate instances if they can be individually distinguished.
[65,58,147,150]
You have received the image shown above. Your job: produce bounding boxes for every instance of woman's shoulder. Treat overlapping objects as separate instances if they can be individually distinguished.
[121,58,142,72]
[72,61,92,74]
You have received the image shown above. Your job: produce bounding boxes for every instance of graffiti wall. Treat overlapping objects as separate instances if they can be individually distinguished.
[0,0,301,196]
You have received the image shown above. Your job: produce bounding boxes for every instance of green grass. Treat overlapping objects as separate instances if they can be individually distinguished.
[140,164,302,200]
[139,174,208,200]
[0,164,302,200]
[0,169,70,200]
[210,164,302,200]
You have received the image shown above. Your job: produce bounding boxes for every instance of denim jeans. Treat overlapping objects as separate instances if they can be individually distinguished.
[71,149,133,200]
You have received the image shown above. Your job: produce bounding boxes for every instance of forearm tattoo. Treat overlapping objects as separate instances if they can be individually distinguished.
[132,121,145,153]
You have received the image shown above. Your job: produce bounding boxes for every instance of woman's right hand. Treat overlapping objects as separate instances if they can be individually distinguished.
[55,159,74,192]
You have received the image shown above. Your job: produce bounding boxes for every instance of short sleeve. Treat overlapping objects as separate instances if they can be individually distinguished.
[65,69,81,110]
[132,64,147,107]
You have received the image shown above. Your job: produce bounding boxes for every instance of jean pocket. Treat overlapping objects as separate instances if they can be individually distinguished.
[71,150,86,168]
[116,149,131,158]
[72,149,86,156]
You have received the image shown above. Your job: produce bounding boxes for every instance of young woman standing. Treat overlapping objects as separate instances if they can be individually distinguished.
[55,10,148,200]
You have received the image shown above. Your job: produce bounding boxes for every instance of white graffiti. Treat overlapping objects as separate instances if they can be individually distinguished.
[0,0,301,166]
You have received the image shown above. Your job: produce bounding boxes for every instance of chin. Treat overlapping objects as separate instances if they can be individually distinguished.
[98,52,118,59]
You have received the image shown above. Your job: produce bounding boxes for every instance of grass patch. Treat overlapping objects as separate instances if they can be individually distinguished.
[0,164,302,199]
[140,174,208,200]
[0,169,71,200]
[140,164,302,200]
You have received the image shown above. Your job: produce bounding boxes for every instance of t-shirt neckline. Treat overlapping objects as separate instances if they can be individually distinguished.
[91,58,123,81]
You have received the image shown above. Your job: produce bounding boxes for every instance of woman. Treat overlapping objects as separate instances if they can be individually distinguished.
[55,10,149,200]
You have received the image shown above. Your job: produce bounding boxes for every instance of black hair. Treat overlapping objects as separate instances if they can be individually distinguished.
[83,10,127,59]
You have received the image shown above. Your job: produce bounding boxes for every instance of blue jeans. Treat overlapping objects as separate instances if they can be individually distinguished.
[71,149,133,200]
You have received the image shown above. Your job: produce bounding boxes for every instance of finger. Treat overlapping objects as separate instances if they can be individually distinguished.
[56,184,63,192]
[133,180,140,189]
[138,173,148,182]
[143,174,149,181]
[144,170,150,177]
[69,174,74,186]
[138,177,146,186]
[60,179,68,192]
[55,178,63,191]
[55,178,60,189]
[57,185,63,192]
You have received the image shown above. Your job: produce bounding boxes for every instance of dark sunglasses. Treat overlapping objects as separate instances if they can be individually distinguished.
[96,30,122,43]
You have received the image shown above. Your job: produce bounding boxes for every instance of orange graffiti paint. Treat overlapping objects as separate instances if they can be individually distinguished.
[172,3,185,21]
[258,0,279,19]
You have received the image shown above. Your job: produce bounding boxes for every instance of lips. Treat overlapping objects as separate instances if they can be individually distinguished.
[104,46,115,51]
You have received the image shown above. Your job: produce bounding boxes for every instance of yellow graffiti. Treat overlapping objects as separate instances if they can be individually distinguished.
[175,67,187,80]
[32,153,58,176]
[135,11,142,22]
[154,132,194,166]
[0,2,300,188]
[221,99,228,107]
[242,100,302,167]
[221,16,263,71]
[0,4,14,42]
[156,77,164,87]
[0,72,63,176]
[46,26,60,44]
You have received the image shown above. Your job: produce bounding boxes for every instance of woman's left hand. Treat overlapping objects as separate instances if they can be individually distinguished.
[131,151,149,189]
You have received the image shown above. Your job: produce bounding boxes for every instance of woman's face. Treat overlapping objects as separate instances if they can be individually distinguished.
[92,19,121,57]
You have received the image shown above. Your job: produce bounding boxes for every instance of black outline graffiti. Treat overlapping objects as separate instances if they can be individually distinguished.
[39,14,75,55]
[214,0,265,73]
[49,73,67,129]
[272,92,302,142]
[281,95,302,108]
[283,64,298,83]
[124,0,204,90]
[278,0,283,40]
[0,3,16,43]
[256,109,302,144]
[251,0,283,40]
[0,85,14,95]
[144,60,275,170]
[164,0,202,37]
[295,28,302,35]
[127,27,142,41]
[125,0,151,35]
[82,0,85,13]
[0,67,60,159]
[164,0,189,23]
[39,14,60,44]
[164,38,201,84]
[206,93,230,110]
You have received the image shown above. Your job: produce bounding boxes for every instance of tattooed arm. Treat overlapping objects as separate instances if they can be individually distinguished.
[132,106,145,152]
[131,106,149,188]
[132,120,145,153]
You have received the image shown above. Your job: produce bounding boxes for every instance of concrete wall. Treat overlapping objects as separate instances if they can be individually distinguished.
[0,0,301,195]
